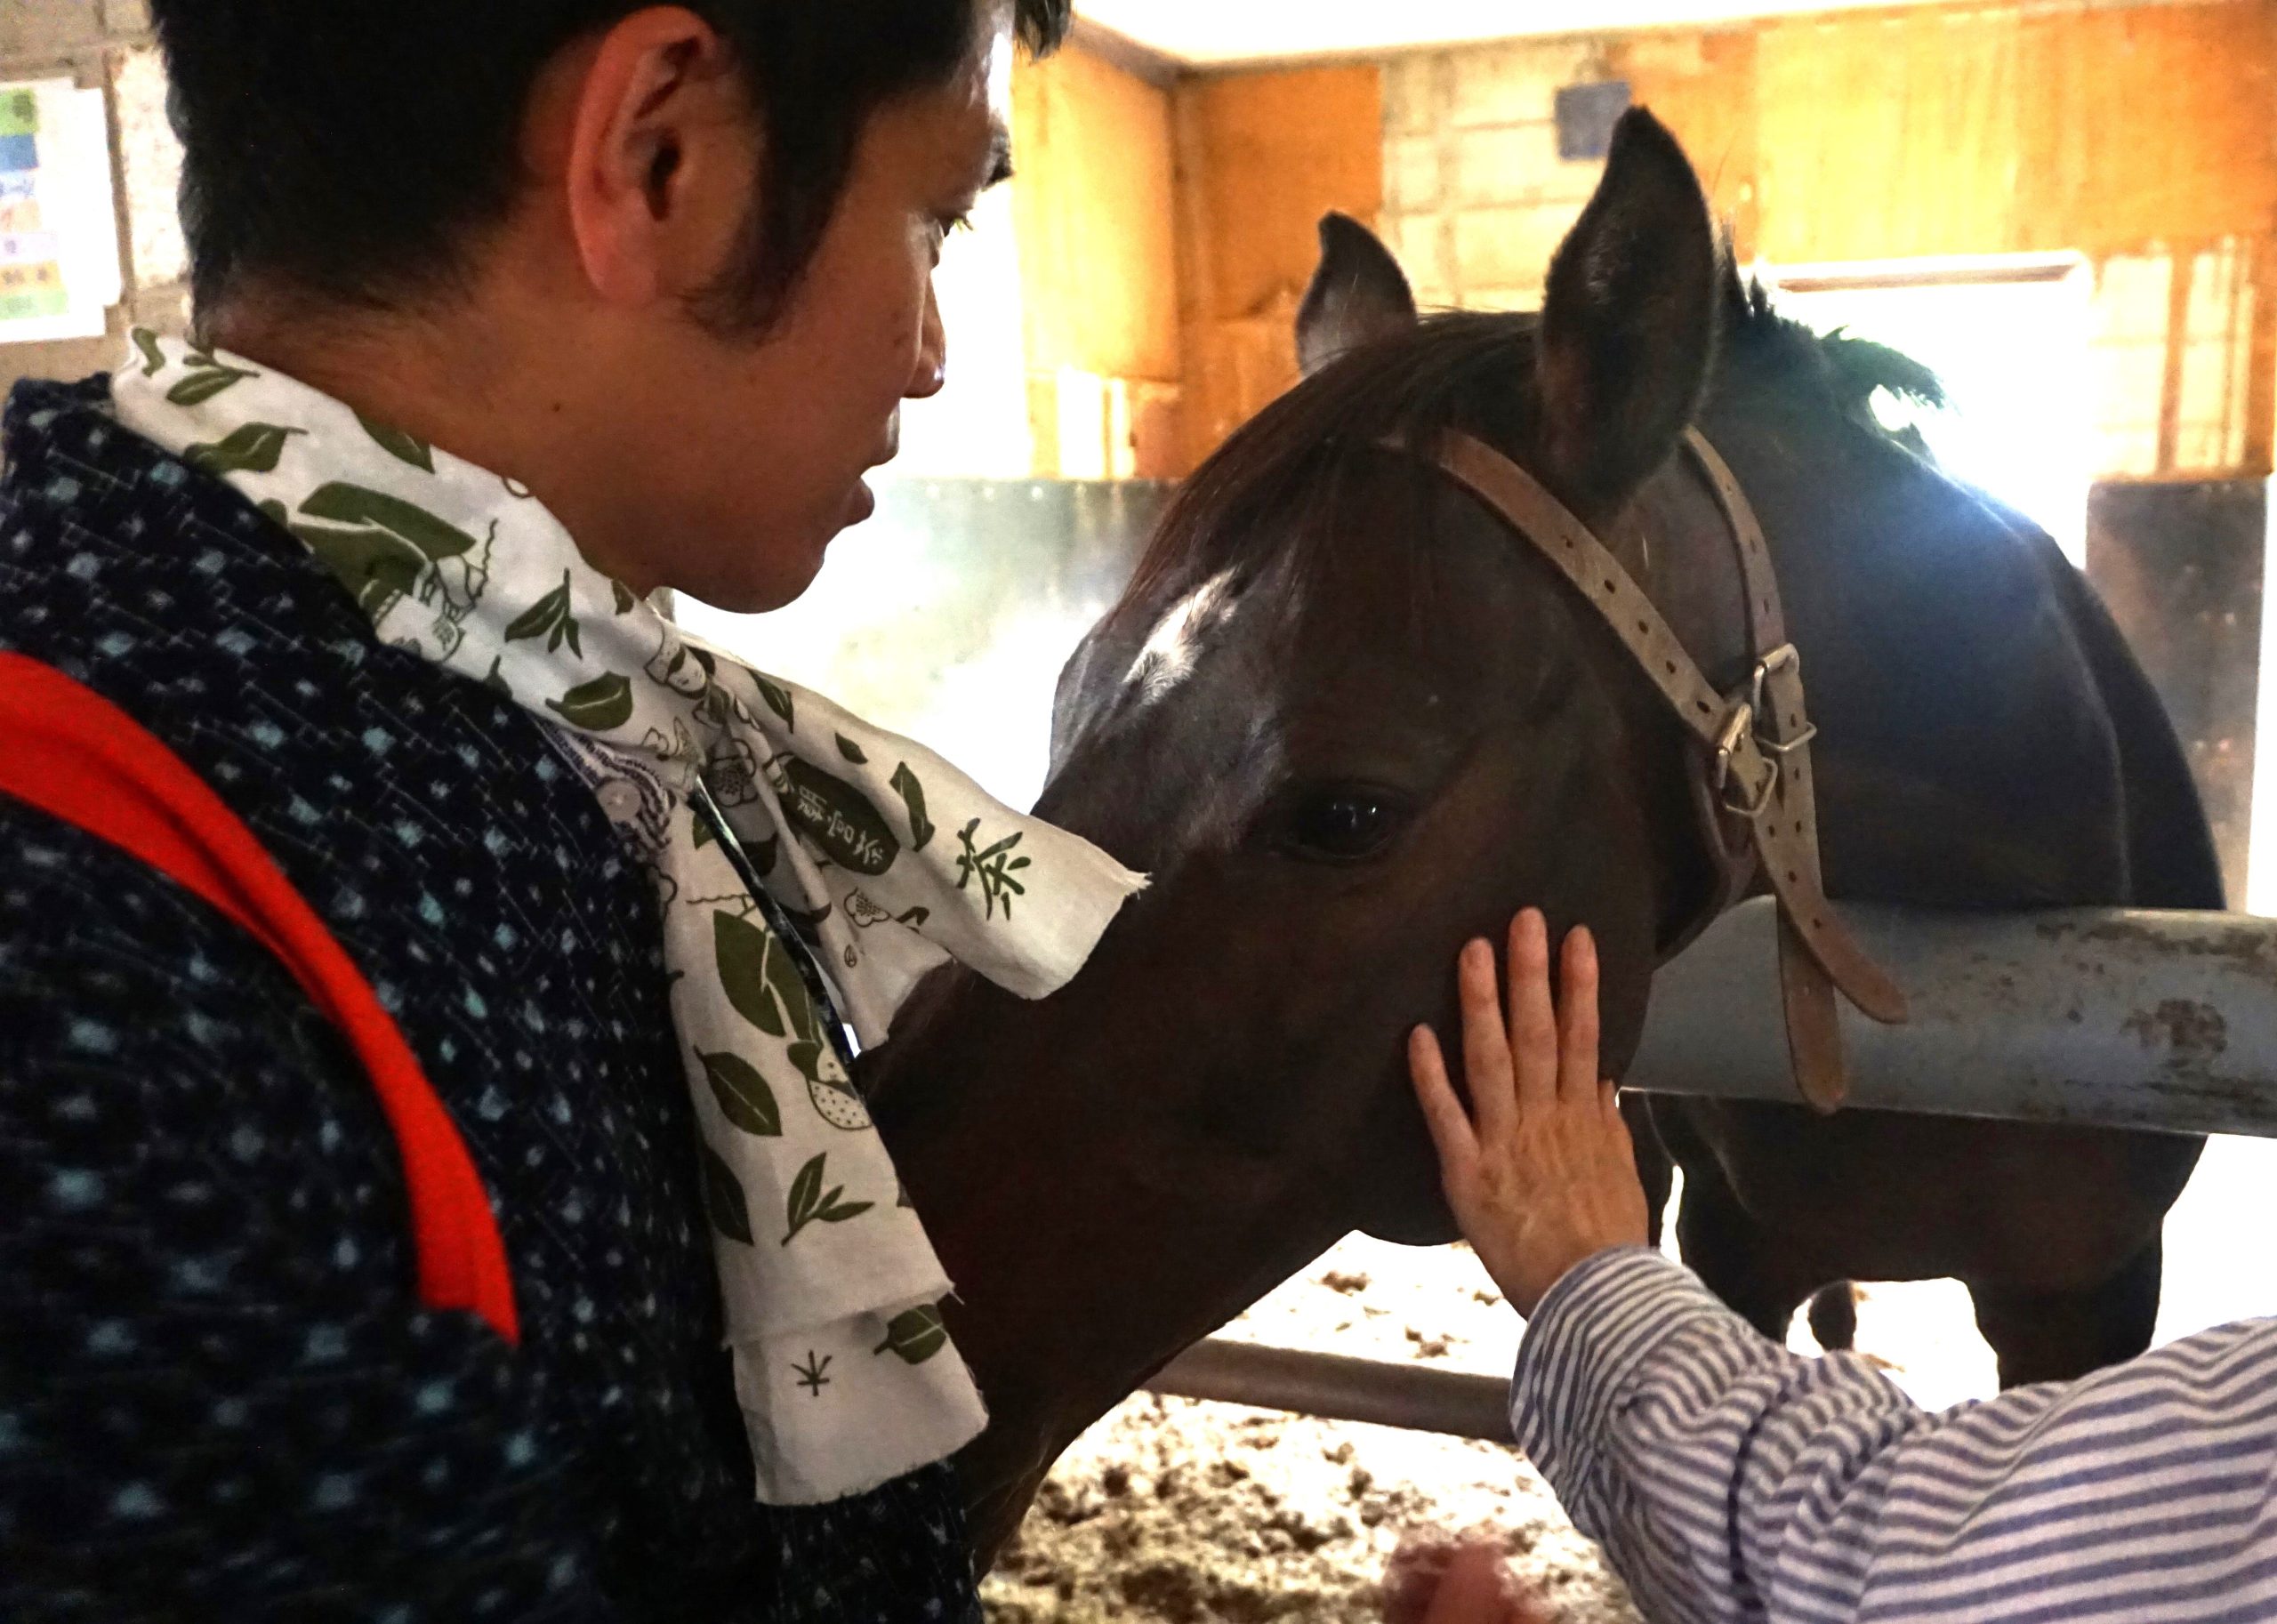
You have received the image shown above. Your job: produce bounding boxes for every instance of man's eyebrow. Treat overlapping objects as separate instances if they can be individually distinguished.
[983,120,1014,189]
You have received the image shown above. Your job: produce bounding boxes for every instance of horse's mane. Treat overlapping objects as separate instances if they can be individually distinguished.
[1105,277,1944,639]
[1721,275,1949,454]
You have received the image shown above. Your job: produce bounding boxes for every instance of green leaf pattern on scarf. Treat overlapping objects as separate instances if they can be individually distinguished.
[185,422,303,477]
[873,1304,949,1364]
[354,410,436,472]
[700,1049,783,1137]
[889,762,937,851]
[702,1144,755,1244]
[546,672,633,730]
[772,757,900,876]
[783,1153,874,1245]
[165,363,257,406]
[503,569,583,657]
[714,909,790,1038]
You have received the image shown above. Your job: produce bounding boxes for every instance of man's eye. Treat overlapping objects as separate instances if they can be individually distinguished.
[937,211,975,237]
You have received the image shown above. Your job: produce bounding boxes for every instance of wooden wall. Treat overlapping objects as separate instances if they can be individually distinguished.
[1171,65,1386,471]
[1010,41,1386,478]
[1616,2,2277,264]
[1016,1,2277,478]
[1013,43,1181,384]
[1763,4,2274,263]
[1613,0,2277,475]
[1010,39,1184,477]
[1613,30,1762,255]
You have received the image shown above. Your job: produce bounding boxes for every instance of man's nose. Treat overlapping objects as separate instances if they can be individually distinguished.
[907,283,947,401]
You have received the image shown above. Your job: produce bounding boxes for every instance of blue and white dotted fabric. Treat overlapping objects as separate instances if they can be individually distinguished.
[0,378,981,1622]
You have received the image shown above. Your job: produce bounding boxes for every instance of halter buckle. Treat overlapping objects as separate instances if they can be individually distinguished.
[1714,702,1780,818]
[1750,644,1819,755]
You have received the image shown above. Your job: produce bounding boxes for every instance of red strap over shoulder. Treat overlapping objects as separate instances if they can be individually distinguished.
[0,651,519,1345]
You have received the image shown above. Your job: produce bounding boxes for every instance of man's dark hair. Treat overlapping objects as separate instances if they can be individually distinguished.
[151,1,1071,326]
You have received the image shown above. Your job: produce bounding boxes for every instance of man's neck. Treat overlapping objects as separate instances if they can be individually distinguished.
[204,295,658,595]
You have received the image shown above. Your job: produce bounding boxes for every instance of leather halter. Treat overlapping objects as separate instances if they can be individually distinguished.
[1399,427,1909,1111]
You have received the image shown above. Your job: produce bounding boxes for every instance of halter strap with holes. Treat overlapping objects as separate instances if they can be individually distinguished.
[1399,426,1909,1112]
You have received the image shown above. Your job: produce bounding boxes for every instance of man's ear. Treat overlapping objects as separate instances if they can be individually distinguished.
[552,9,744,307]
[1533,109,1721,512]
[1297,213,1418,376]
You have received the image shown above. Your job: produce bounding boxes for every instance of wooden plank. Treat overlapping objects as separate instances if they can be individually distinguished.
[1011,40,1182,384]
[2019,3,2277,255]
[2159,245,2197,474]
[2244,237,2277,481]
[1758,6,2026,262]
[1171,62,1384,471]
[1172,82,1231,474]
[1180,65,1385,323]
[1613,30,1759,257]
[1753,0,2277,264]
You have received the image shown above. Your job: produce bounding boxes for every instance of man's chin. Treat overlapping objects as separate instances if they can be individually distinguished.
[694,494,865,615]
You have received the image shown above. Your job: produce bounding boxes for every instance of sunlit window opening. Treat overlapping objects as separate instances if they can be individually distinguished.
[1761,255,2095,565]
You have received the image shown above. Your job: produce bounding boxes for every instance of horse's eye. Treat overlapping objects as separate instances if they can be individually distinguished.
[1272,788,1412,864]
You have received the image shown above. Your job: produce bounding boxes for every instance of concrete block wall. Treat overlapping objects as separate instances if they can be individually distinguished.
[0,0,186,403]
[1380,39,1608,312]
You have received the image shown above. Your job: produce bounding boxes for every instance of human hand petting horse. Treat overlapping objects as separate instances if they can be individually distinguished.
[1377,916,1645,1624]
[1408,911,1653,1317]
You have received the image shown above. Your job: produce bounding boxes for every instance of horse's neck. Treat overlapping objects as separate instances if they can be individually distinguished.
[865,965,1356,1563]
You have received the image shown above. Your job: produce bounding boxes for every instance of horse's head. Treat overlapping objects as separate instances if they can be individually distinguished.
[868,109,1743,1562]
[1039,109,1730,1243]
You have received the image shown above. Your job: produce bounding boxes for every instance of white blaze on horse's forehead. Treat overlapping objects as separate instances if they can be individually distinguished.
[1124,570,1239,704]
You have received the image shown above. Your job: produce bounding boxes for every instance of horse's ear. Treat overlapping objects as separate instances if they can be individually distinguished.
[1297,213,1417,376]
[1533,109,1721,511]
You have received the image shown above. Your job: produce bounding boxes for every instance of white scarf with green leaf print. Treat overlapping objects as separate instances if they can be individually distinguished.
[113,331,1147,1507]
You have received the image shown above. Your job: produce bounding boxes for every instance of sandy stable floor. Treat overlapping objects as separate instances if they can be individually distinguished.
[980,1135,2277,1621]
[980,1231,1636,1624]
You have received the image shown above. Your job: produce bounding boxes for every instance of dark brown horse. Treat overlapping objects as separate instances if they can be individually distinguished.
[864,109,2220,1564]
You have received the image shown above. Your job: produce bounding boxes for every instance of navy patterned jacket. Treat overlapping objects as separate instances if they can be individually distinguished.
[0,378,980,1623]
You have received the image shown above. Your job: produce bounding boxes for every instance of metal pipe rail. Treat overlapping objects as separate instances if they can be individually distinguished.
[1629,899,2277,1138]
[1145,1338,1513,1442]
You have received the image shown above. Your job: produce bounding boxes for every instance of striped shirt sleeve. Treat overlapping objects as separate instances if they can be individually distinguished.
[1510,1248,2277,1623]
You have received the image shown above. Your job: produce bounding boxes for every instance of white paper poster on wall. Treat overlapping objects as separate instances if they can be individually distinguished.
[0,78,123,346]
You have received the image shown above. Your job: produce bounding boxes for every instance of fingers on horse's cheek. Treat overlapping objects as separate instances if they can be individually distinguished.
[1521,1008,1558,1063]
[1460,942,1496,1006]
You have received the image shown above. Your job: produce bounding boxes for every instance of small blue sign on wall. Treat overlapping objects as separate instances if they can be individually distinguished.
[1555,80,1633,162]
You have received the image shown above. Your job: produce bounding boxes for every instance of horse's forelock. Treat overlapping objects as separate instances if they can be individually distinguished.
[1104,311,1544,644]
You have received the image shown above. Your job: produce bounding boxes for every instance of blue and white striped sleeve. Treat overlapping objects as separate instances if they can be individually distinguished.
[1510,1248,2277,1623]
